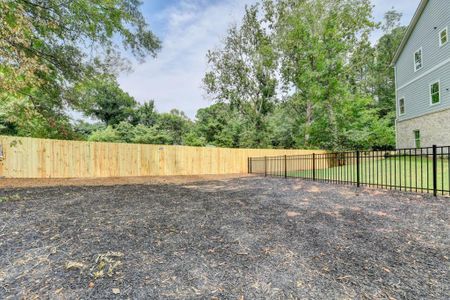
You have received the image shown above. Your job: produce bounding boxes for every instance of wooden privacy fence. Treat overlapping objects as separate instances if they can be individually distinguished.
[0,136,324,178]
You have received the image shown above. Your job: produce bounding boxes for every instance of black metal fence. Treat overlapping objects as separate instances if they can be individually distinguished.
[248,145,450,197]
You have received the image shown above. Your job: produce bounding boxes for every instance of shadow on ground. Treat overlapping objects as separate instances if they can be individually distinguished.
[0,177,448,299]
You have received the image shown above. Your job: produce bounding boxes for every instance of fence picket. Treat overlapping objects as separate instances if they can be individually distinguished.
[249,146,450,197]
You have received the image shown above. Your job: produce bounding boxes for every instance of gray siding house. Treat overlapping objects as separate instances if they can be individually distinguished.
[392,0,450,149]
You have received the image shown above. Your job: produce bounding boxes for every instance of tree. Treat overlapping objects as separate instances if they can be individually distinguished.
[193,103,235,146]
[73,121,106,139]
[88,126,122,143]
[130,125,173,145]
[132,101,158,127]
[0,93,76,138]
[73,76,137,126]
[0,0,160,137]
[266,0,376,149]
[156,110,192,145]
[1,0,161,95]
[203,4,278,148]
[266,104,297,149]
[371,11,406,120]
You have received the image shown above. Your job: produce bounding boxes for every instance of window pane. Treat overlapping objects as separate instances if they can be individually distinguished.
[415,52,421,63]
[431,82,440,104]
[441,29,448,45]
[414,131,421,148]
[399,98,405,114]
[431,82,439,93]
[432,93,440,104]
[415,49,422,70]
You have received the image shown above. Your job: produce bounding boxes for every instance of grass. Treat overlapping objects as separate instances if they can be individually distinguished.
[0,194,21,203]
[289,156,450,194]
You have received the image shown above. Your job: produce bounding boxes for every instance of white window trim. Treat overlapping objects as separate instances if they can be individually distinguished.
[439,27,448,47]
[398,97,406,116]
[429,80,441,106]
[414,47,423,72]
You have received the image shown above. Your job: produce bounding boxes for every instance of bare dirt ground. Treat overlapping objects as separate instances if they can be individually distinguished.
[0,174,247,189]
[0,177,448,299]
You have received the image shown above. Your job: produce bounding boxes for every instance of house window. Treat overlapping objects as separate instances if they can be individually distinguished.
[430,80,440,105]
[440,27,448,47]
[414,130,421,149]
[414,48,423,71]
[399,98,405,115]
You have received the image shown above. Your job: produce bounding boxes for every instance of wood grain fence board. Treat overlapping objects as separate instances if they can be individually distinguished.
[0,135,326,178]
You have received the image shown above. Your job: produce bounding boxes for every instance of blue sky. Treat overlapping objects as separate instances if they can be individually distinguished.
[118,0,422,119]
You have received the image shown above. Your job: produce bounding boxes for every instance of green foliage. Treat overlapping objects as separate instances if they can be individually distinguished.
[269,0,376,149]
[2,0,403,151]
[0,0,160,137]
[199,0,399,151]
[192,103,237,147]
[130,125,173,145]
[72,76,137,126]
[372,27,406,119]
[266,105,297,149]
[132,101,158,127]
[203,4,277,147]
[73,121,106,139]
[183,130,207,147]
[85,109,193,146]
[0,95,76,139]
[335,96,395,150]
[88,126,122,143]
[156,110,192,145]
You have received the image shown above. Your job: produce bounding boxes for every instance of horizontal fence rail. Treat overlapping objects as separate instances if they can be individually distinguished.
[249,145,450,197]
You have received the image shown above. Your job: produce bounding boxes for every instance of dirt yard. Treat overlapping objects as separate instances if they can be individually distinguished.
[0,177,448,299]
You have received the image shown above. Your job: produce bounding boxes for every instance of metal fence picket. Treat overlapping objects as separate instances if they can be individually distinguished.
[248,145,449,197]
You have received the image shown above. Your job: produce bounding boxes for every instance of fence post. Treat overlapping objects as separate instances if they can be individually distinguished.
[264,156,267,177]
[248,157,251,174]
[284,155,287,179]
[356,150,360,187]
[432,145,437,197]
[312,153,316,181]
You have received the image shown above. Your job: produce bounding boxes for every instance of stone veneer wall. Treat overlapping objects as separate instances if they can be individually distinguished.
[396,109,450,149]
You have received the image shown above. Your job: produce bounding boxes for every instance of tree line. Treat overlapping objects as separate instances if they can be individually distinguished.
[0,0,406,150]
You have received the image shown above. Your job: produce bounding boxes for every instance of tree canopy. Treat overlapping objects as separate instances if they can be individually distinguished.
[0,0,160,138]
[1,0,406,151]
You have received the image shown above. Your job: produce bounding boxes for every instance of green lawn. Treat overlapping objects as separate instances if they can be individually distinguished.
[289,156,450,194]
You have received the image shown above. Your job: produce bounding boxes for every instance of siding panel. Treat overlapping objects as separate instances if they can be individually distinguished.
[396,0,450,88]
[398,63,450,121]
[395,0,450,121]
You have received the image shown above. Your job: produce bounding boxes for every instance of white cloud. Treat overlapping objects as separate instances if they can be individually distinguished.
[118,0,421,119]
[119,0,257,119]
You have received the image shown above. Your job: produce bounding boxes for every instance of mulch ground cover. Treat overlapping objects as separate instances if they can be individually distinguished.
[0,177,448,299]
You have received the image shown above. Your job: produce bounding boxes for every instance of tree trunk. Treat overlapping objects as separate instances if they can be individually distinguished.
[305,100,313,147]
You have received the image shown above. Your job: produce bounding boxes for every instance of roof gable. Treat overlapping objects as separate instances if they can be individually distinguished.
[391,0,429,66]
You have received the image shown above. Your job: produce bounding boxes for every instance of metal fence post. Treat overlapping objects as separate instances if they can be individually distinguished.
[312,153,316,181]
[264,156,267,177]
[356,150,360,187]
[432,145,437,197]
[284,155,287,179]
